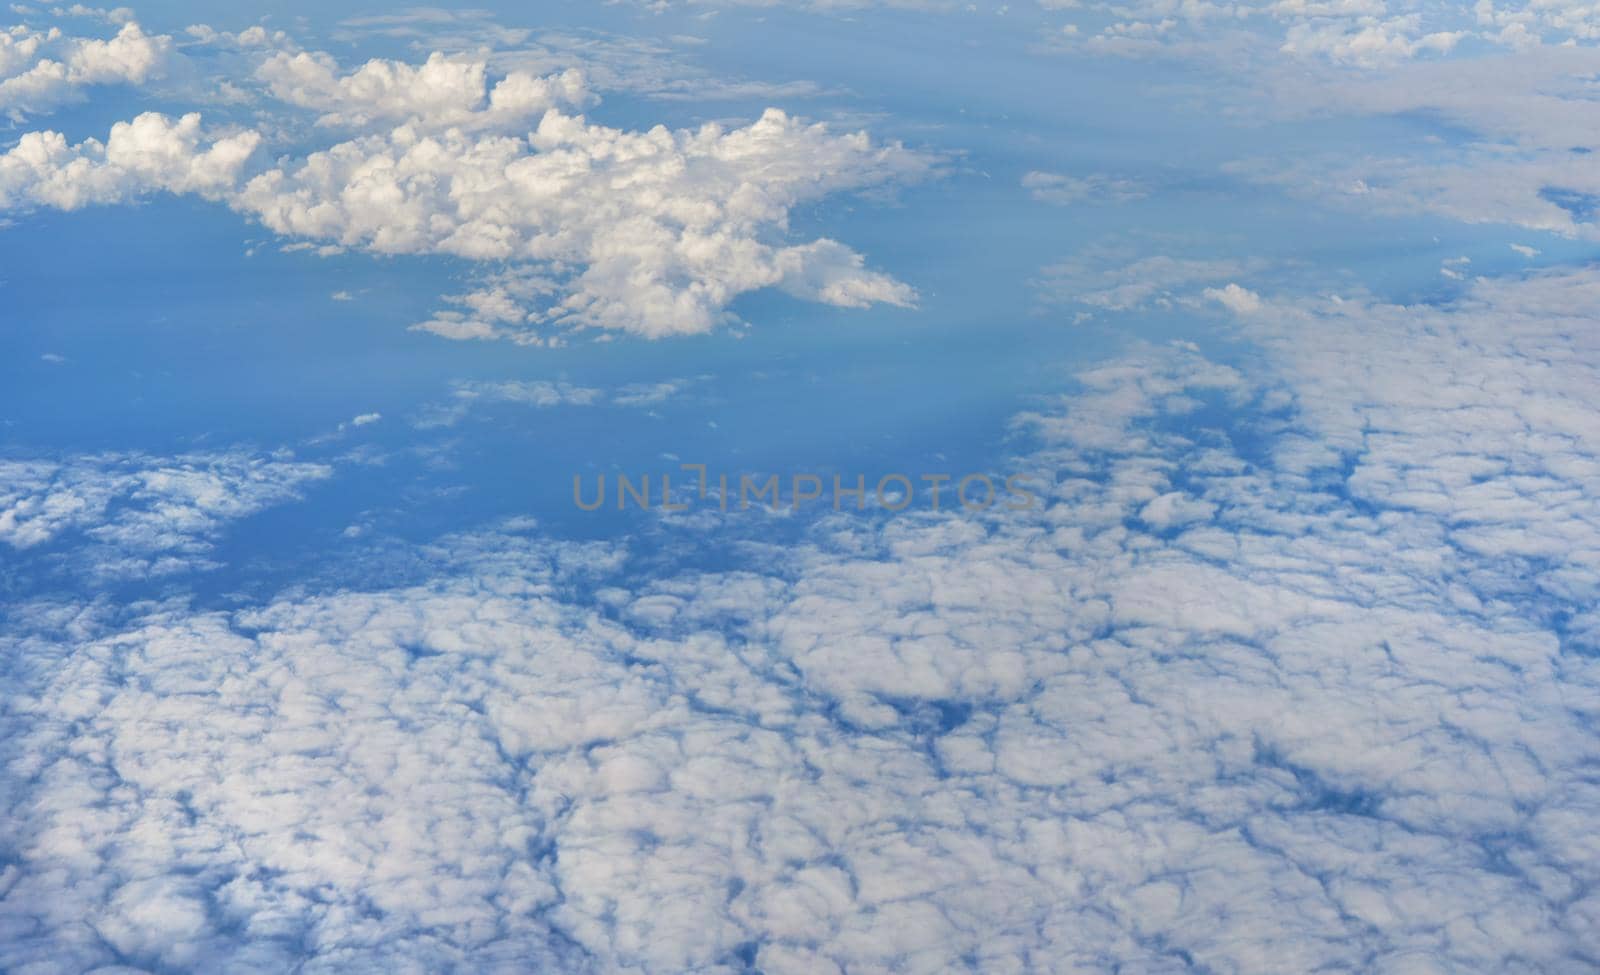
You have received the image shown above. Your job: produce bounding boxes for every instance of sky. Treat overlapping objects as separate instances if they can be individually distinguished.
[3,1,1600,972]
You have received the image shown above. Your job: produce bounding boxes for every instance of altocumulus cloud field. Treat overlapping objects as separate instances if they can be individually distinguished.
[3,2,1600,973]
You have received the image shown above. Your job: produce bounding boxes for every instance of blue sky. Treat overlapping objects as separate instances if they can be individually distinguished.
[3,2,1600,972]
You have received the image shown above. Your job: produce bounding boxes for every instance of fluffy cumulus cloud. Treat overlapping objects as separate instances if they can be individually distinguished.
[255,51,592,132]
[0,110,259,210]
[233,104,926,338]
[5,264,1600,970]
[0,38,931,340]
[0,19,167,120]
[1204,281,1262,313]
[0,449,330,577]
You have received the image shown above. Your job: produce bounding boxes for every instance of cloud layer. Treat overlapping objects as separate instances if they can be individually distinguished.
[0,449,331,577]
[7,6,1600,972]
[5,265,1600,971]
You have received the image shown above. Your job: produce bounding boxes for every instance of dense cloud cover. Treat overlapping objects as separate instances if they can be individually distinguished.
[4,267,1600,971]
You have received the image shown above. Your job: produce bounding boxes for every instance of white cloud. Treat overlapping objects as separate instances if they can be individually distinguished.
[612,379,688,407]
[408,266,559,343]
[1185,37,1600,240]
[0,20,168,120]
[1472,0,1600,46]
[1204,281,1263,313]
[1022,169,1146,205]
[1,43,932,341]
[412,375,688,427]
[475,29,837,104]
[413,379,605,428]
[50,5,135,24]
[1047,0,1489,64]
[234,104,928,338]
[1138,488,1217,527]
[0,111,259,211]
[1279,16,1463,65]
[328,6,537,48]
[256,50,592,132]
[181,22,293,50]
[1033,0,1600,252]
[0,449,331,577]
[1038,245,1268,312]
[1218,270,1600,600]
